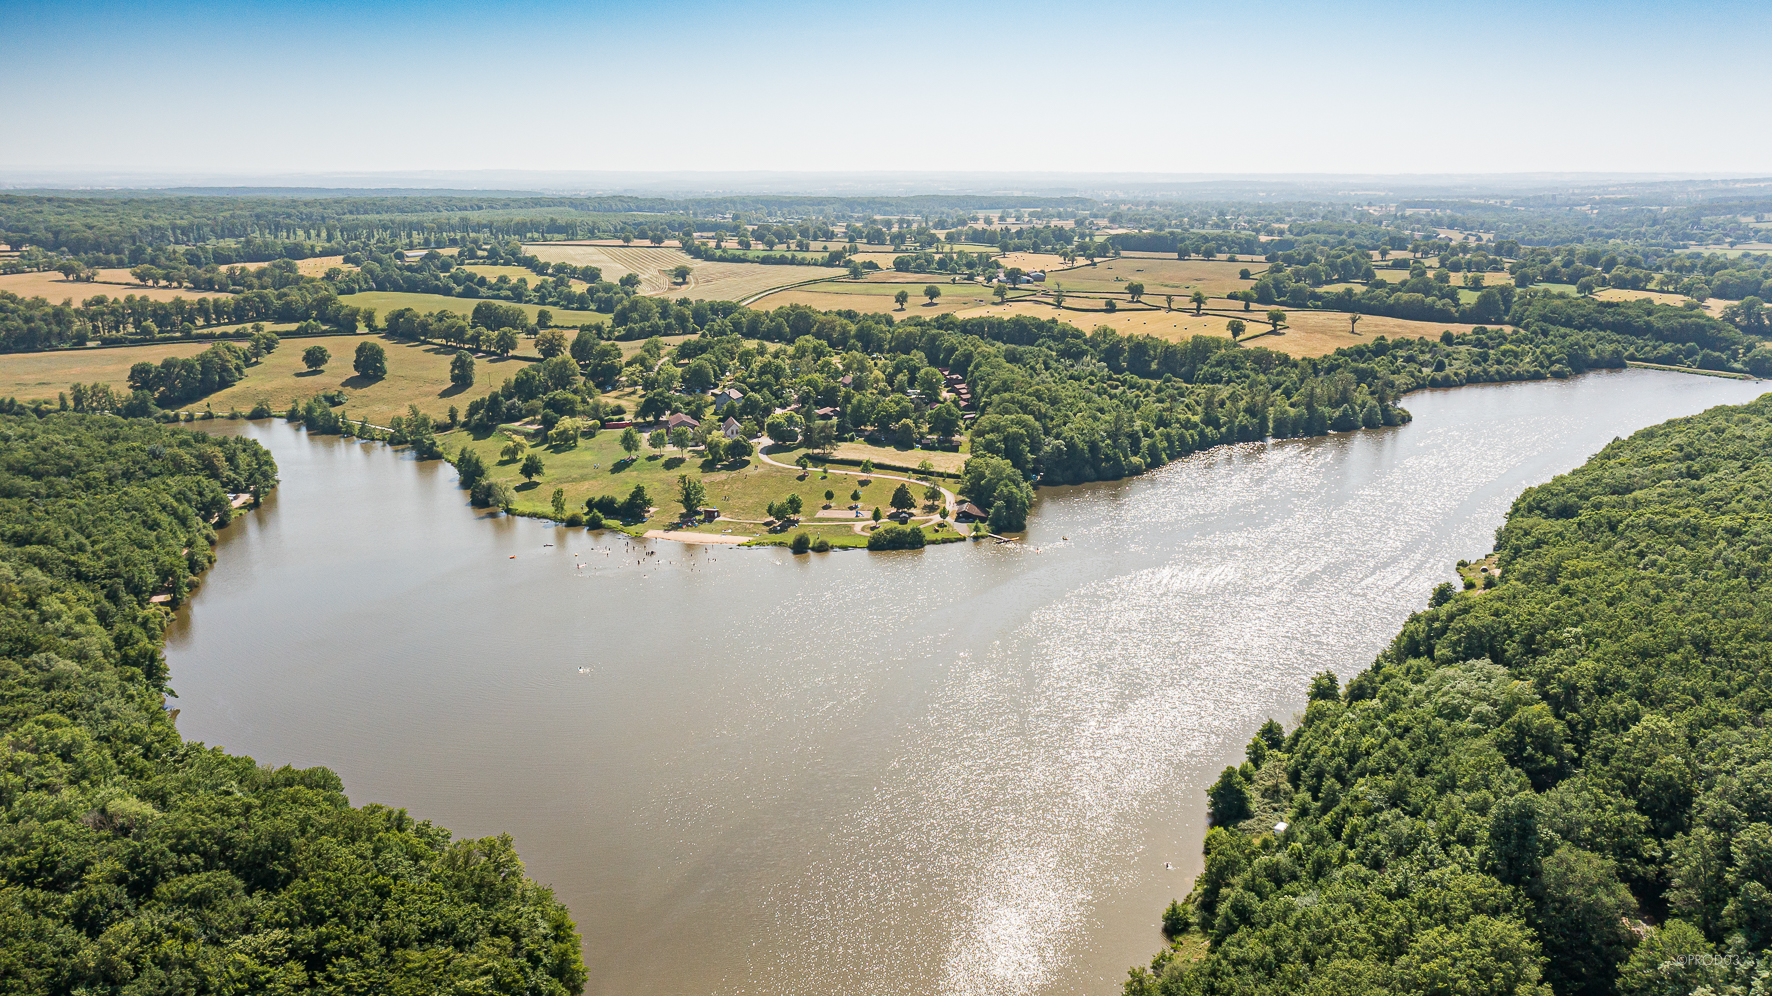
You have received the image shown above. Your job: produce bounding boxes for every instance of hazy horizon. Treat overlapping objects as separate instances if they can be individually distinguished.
[3,168,1769,202]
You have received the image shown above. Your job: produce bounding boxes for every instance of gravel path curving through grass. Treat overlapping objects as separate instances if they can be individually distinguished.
[757,441,961,532]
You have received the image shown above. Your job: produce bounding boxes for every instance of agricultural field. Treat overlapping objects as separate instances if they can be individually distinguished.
[750,278,996,315]
[0,330,532,426]
[995,251,1073,273]
[1242,310,1489,355]
[524,242,815,301]
[293,255,353,277]
[957,299,1486,357]
[0,270,233,304]
[459,264,564,284]
[0,339,251,402]
[1591,286,1728,315]
[1040,258,1258,299]
[337,290,605,327]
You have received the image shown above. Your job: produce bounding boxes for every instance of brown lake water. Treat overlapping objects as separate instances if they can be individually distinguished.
[168,369,1766,996]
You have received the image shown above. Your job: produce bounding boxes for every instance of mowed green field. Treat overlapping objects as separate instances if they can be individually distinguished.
[339,291,606,327]
[453,426,812,532]
[453,426,959,545]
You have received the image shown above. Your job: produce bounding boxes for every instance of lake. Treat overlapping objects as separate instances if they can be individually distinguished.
[167,369,1766,996]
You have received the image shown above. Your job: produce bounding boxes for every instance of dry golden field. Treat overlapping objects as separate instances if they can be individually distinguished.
[200,335,523,424]
[0,334,528,424]
[459,264,550,283]
[1244,311,1489,355]
[1591,287,1727,315]
[750,279,996,315]
[995,251,1074,273]
[293,255,352,277]
[0,340,230,401]
[952,299,1488,358]
[524,242,810,301]
[1042,258,1258,299]
[0,271,233,304]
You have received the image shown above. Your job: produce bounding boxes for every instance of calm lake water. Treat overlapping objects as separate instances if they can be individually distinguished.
[168,369,1766,996]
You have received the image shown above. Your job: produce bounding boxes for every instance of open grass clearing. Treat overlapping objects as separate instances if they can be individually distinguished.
[951,299,1488,357]
[201,334,529,425]
[0,339,249,402]
[338,290,605,327]
[1684,243,1772,257]
[789,441,968,476]
[996,251,1076,273]
[293,256,352,277]
[1591,287,1728,315]
[853,270,986,285]
[1244,311,1491,355]
[751,280,995,315]
[1044,258,1257,299]
[956,299,1250,339]
[460,264,555,283]
[524,242,812,300]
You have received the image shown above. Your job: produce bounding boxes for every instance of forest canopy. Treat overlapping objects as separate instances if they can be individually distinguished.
[0,411,586,995]
[1130,392,1772,996]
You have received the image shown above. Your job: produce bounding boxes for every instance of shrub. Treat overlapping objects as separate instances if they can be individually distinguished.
[247,400,274,419]
[455,447,489,489]
[867,523,926,551]
[586,509,605,529]
[811,537,831,553]
[790,532,811,554]
[565,512,585,527]
[470,480,515,509]
[1162,900,1192,937]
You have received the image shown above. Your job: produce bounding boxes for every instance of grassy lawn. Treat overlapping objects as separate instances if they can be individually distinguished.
[771,440,968,476]
[200,335,536,426]
[744,519,969,549]
[339,290,606,327]
[449,427,816,537]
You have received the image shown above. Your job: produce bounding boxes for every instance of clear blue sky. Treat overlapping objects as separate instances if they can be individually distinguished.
[3,0,1768,177]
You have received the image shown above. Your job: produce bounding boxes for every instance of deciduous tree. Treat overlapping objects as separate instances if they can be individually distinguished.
[353,341,387,379]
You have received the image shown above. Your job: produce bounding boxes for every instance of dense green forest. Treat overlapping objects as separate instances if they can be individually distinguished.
[0,412,586,995]
[0,192,1092,256]
[1129,394,1772,996]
